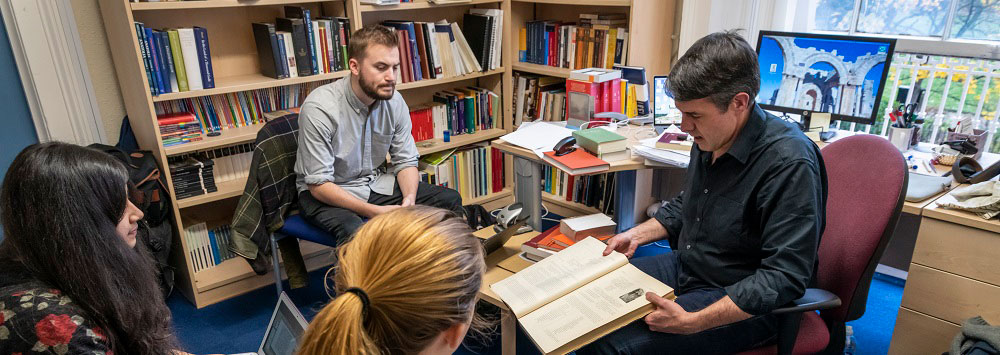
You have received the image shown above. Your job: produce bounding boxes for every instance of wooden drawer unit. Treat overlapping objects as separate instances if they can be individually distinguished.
[912,217,1000,286]
[889,308,960,355]
[901,264,1000,325]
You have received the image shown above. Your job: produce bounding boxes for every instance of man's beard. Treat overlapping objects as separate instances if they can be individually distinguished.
[359,75,394,101]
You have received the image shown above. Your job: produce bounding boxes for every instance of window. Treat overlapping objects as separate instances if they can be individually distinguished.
[810,0,1000,42]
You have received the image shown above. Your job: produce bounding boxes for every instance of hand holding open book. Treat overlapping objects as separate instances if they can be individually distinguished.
[490,237,674,354]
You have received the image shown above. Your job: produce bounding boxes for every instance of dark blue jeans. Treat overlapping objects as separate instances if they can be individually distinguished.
[576,252,778,354]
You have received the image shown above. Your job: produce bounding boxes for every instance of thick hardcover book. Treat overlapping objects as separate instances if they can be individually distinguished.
[275,33,290,78]
[193,27,215,88]
[284,6,317,75]
[462,14,491,71]
[413,24,432,79]
[135,23,156,95]
[145,28,165,95]
[251,23,283,79]
[492,237,674,354]
[541,149,609,176]
[572,128,627,155]
[157,31,178,93]
[276,17,312,76]
[177,28,203,90]
[167,30,189,92]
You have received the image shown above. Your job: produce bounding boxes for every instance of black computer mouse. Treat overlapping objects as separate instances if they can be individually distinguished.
[553,136,577,156]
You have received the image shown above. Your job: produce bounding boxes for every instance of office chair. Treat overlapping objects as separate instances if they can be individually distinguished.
[740,135,908,355]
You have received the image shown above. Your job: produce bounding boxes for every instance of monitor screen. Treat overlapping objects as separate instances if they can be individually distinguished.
[756,31,895,125]
[652,76,676,125]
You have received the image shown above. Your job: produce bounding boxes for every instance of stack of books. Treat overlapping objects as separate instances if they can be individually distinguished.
[418,145,506,202]
[251,6,352,79]
[184,223,237,273]
[133,23,216,96]
[572,128,629,162]
[157,112,203,147]
[167,154,218,199]
[566,68,623,123]
[520,224,614,261]
[518,13,629,70]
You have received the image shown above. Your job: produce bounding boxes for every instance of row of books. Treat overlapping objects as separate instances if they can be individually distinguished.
[518,13,629,70]
[408,87,501,142]
[157,112,204,147]
[252,6,351,79]
[544,170,617,217]
[184,223,237,273]
[167,154,217,200]
[154,82,322,135]
[134,23,216,96]
[512,74,566,124]
[382,15,498,85]
[167,143,254,200]
[418,146,506,202]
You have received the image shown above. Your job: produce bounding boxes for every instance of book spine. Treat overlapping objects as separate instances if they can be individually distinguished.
[167,30,189,92]
[193,27,215,88]
[178,28,204,90]
[303,9,318,75]
[135,23,156,96]
[159,32,178,93]
[146,28,166,95]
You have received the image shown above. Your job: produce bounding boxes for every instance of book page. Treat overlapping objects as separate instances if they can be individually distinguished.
[490,237,627,318]
[518,263,674,354]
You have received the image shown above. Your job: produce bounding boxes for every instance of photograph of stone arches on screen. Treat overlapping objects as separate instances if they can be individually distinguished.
[758,35,890,119]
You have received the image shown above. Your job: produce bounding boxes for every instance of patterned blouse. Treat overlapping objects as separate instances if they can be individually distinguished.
[0,261,112,354]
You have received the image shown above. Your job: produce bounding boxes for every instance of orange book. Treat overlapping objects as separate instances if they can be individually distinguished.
[541,149,610,175]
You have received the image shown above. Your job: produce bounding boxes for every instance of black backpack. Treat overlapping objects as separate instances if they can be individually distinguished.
[89,143,175,297]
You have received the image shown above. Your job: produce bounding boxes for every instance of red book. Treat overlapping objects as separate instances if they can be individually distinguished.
[408,107,433,142]
[541,149,610,175]
[548,25,558,66]
[157,112,197,126]
[566,175,575,201]
[396,30,411,83]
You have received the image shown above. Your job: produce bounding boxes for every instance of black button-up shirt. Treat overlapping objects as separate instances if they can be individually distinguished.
[653,104,828,315]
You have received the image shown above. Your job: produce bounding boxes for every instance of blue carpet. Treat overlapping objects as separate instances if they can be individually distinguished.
[169,232,905,354]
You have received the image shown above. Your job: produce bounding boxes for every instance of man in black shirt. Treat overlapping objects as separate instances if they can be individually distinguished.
[579,31,828,354]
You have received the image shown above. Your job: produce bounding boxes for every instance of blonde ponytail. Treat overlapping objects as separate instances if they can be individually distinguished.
[297,206,487,355]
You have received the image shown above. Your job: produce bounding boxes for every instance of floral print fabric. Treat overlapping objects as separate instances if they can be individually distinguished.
[0,286,111,354]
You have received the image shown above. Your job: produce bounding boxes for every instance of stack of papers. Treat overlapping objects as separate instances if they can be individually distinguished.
[631,130,691,168]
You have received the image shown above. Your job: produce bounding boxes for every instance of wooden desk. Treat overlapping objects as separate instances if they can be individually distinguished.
[479,231,539,355]
[889,189,1000,354]
[491,138,648,174]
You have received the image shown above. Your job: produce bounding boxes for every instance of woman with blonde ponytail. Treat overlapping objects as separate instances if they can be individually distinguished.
[297,206,487,355]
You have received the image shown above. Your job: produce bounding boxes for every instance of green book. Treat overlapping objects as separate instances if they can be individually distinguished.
[167,30,189,92]
[573,128,627,155]
[420,148,457,166]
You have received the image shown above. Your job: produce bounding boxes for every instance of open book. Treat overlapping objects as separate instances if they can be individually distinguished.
[490,237,674,354]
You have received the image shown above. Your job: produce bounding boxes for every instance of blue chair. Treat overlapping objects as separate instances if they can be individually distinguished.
[268,214,341,296]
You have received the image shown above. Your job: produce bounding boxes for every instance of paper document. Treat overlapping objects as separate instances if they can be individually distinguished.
[632,145,690,168]
[500,121,575,158]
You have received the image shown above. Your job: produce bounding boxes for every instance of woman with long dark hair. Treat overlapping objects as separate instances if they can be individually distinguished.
[0,142,177,354]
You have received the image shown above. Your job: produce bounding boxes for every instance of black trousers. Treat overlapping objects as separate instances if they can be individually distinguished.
[298,181,464,244]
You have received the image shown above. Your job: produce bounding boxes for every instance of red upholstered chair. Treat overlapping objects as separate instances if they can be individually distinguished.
[740,134,908,355]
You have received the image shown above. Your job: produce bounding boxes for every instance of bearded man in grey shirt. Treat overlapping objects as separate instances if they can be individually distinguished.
[294,25,463,243]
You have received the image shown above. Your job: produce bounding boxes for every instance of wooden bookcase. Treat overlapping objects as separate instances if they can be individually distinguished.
[98,0,671,308]
[509,0,675,216]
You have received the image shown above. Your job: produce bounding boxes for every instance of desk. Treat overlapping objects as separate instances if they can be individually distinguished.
[889,189,1000,354]
[479,231,539,355]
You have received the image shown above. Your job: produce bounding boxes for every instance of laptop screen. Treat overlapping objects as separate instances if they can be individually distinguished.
[259,293,309,355]
[652,76,676,125]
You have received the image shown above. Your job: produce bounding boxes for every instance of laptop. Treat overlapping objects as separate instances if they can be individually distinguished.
[235,292,310,355]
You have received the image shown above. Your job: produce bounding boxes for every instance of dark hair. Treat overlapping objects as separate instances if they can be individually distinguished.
[348,24,399,61]
[0,142,176,354]
[668,30,760,111]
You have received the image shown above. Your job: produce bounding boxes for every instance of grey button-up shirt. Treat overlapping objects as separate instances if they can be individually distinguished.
[294,77,419,201]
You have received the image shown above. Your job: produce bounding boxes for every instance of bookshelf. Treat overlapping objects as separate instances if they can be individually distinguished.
[100,0,516,308]
[101,0,668,308]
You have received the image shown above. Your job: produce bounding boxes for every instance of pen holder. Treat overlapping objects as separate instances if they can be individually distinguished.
[946,129,986,160]
[888,126,914,152]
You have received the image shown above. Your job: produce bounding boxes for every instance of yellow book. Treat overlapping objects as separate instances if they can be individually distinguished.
[606,28,617,69]
[519,28,527,60]
[620,79,627,113]
[626,84,636,118]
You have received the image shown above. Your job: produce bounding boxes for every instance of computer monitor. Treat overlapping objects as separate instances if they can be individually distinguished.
[755,31,896,126]
[652,76,678,133]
